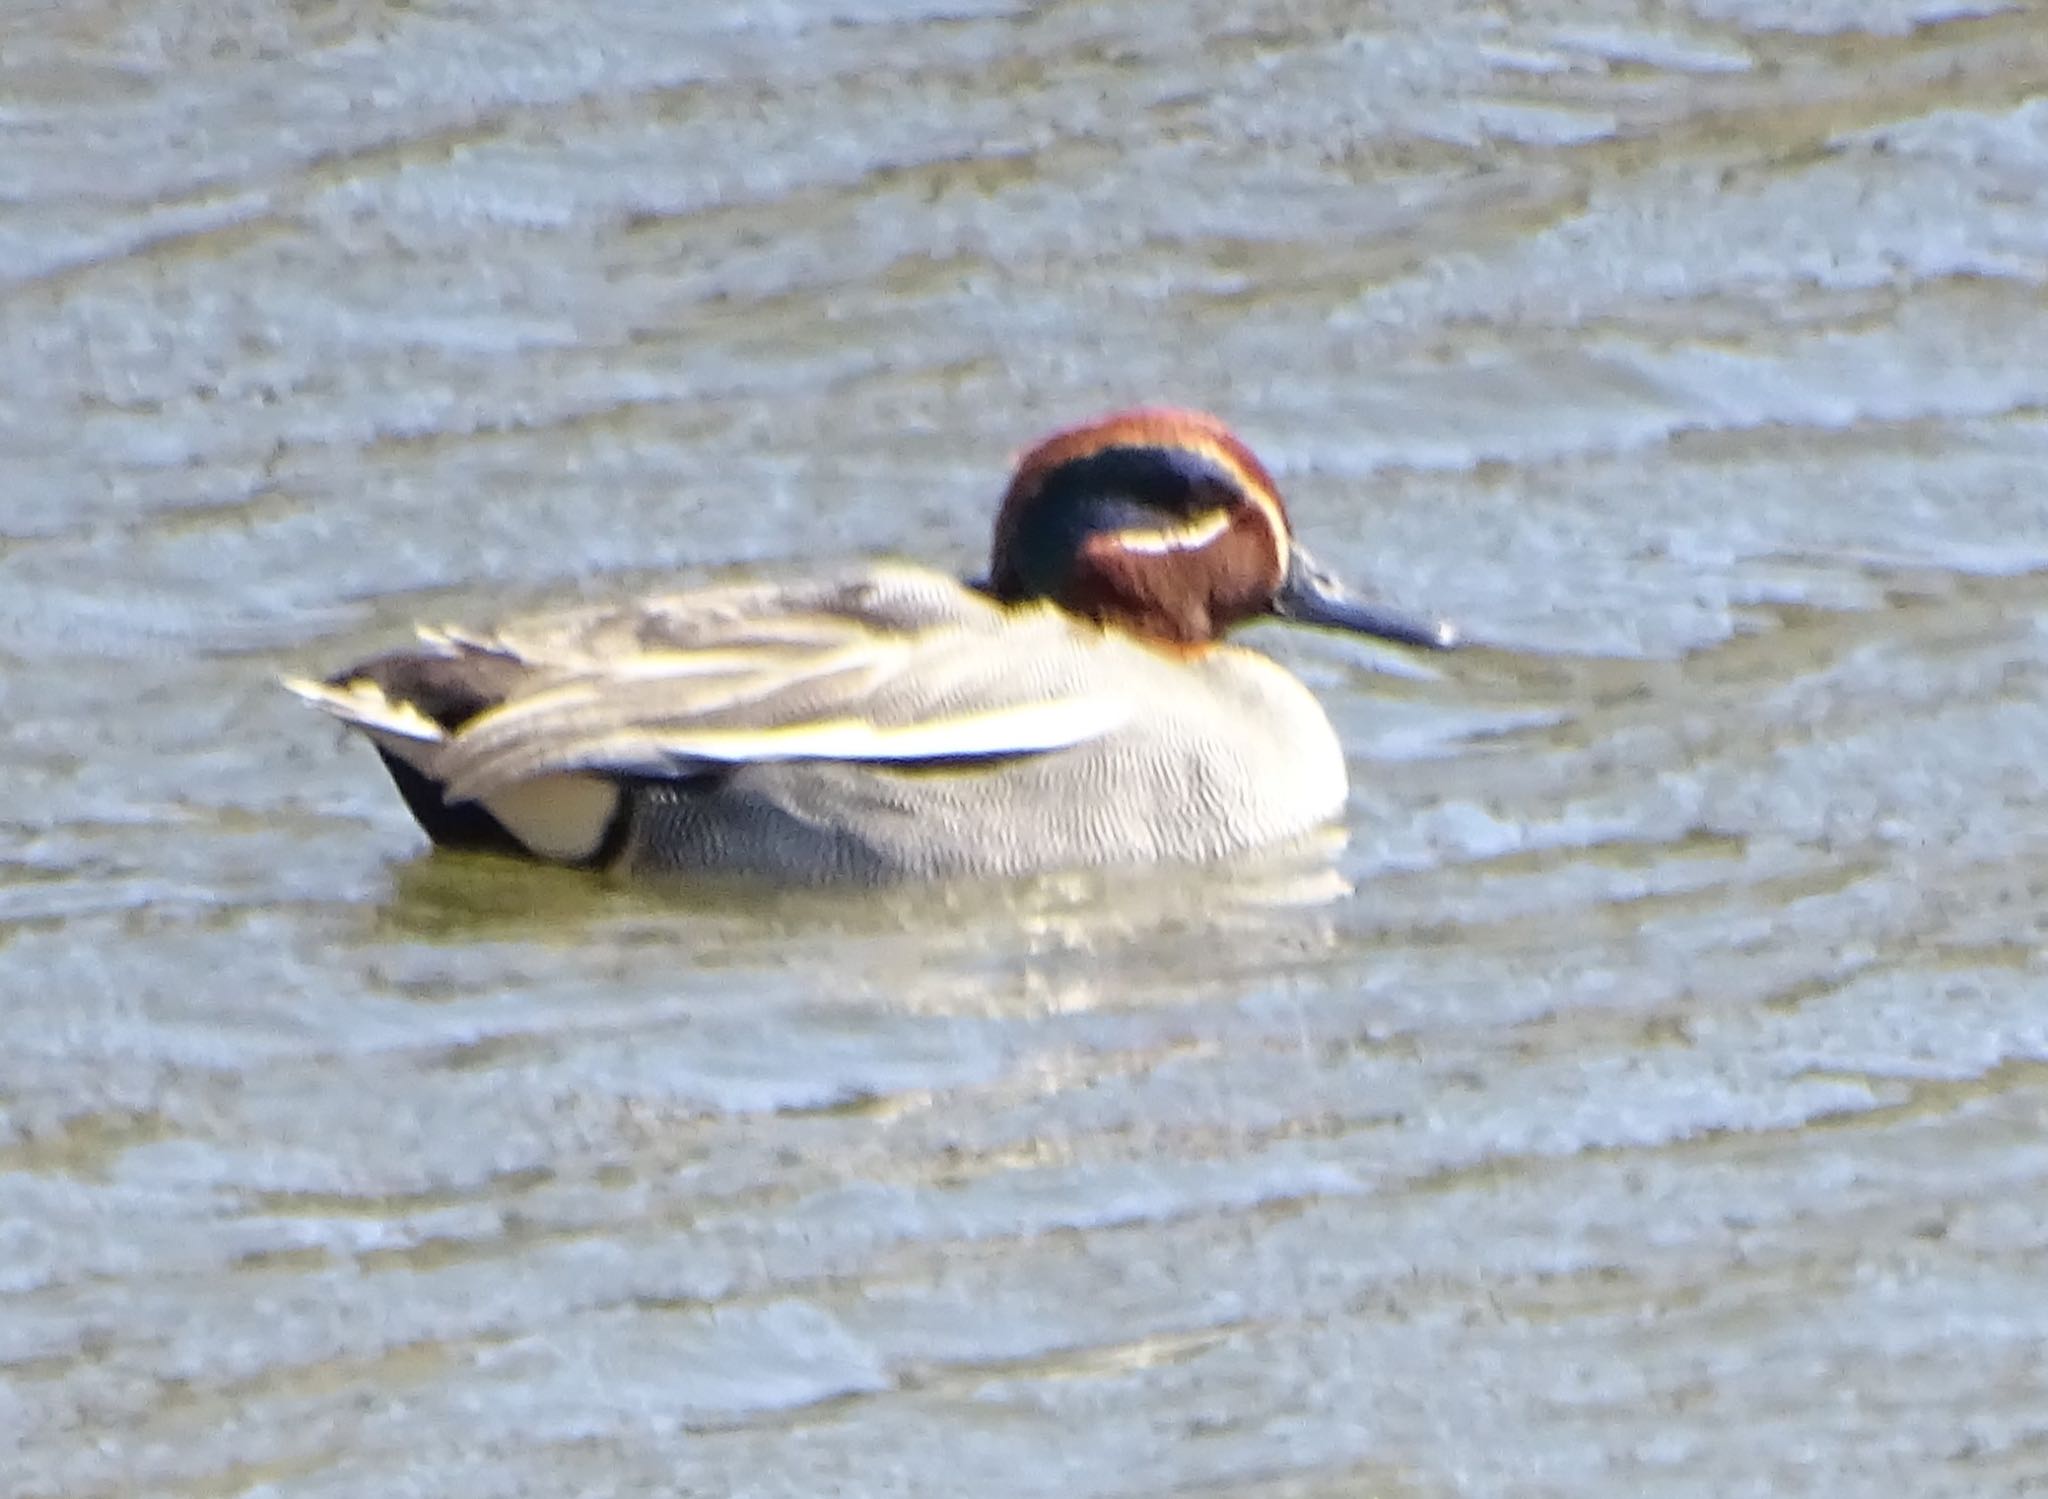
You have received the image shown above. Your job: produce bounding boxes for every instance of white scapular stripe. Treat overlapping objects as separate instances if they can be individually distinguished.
[647,696,1129,763]
[441,695,1129,804]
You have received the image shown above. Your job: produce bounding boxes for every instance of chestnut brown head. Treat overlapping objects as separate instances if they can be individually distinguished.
[988,407,1456,652]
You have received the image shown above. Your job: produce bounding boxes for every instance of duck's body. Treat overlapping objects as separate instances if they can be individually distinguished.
[290,409,1454,884]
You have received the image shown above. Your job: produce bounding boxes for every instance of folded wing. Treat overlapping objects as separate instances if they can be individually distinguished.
[295,566,1134,806]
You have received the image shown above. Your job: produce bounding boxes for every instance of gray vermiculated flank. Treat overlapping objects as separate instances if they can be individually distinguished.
[528,567,1353,881]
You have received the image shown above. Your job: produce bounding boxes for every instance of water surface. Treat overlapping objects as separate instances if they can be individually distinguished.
[6,2,2048,1496]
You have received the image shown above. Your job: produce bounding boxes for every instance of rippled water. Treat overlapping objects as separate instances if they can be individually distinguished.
[7,2,2048,1495]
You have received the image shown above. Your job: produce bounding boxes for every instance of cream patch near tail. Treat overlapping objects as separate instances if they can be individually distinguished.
[477,774,622,863]
[286,674,621,862]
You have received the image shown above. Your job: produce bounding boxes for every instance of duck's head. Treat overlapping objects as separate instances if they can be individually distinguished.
[988,407,1457,652]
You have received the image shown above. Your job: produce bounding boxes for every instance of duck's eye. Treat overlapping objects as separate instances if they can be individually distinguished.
[1103,506,1233,556]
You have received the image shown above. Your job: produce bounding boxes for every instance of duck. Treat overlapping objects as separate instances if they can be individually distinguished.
[286,407,1457,883]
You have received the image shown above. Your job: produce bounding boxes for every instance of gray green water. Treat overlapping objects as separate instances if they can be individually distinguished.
[6,2,2048,1495]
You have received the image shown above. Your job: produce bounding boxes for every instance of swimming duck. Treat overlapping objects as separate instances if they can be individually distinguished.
[287,408,1456,882]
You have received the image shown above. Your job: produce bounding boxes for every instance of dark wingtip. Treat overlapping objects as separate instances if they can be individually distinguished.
[344,650,524,733]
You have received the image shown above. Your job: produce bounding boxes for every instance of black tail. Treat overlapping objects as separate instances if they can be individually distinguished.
[375,748,528,856]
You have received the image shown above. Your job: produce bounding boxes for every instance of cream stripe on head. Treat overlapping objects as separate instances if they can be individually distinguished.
[1166,433,1287,580]
[1107,506,1233,556]
[996,408,1298,605]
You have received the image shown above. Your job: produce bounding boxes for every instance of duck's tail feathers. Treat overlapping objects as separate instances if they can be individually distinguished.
[282,667,627,865]
[282,674,450,747]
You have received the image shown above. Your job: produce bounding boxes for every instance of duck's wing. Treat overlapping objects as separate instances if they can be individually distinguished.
[290,566,1133,805]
